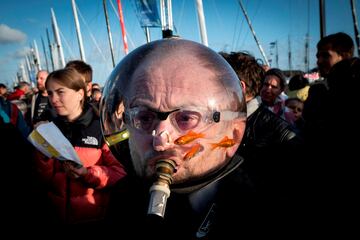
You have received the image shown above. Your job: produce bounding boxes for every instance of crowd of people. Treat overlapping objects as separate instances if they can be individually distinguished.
[0,32,357,237]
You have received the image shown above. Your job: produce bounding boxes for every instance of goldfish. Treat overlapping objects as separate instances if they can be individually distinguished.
[183,143,203,161]
[174,130,205,145]
[211,136,236,150]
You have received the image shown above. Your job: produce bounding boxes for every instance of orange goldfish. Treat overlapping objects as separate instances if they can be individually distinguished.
[211,136,236,150]
[174,130,205,145]
[183,143,203,161]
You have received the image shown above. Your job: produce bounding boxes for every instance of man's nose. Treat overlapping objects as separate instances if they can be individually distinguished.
[265,84,272,90]
[152,122,173,152]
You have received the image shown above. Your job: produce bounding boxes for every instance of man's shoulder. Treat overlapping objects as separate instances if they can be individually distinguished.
[246,105,297,143]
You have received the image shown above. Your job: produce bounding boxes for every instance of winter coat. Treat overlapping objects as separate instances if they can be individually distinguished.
[35,104,126,224]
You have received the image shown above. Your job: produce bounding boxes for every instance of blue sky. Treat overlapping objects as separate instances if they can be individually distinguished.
[0,0,359,87]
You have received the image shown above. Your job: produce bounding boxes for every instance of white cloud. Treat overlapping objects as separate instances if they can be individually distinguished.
[0,24,27,44]
[10,47,31,59]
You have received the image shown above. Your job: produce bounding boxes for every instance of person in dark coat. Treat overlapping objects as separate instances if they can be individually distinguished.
[221,51,303,215]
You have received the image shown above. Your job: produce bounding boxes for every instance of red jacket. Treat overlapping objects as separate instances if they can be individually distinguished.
[35,105,126,224]
[7,89,25,101]
[36,144,126,224]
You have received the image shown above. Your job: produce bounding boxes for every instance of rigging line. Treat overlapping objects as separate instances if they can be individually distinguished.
[239,0,262,50]
[234,5,246,50]
[235,0,249,50]
[288,0,292,34]
[89,0,103,25]
[176,0,186,33]
[237,0,269,65]
[109,0,136,50]
[211,0,224,31]
[76,4,107,62]
[109,0,121,61]
[231,7,240,51]
[58,29,76,59]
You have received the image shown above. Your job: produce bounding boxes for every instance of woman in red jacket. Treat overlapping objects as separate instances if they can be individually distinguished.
[34,67,126,224]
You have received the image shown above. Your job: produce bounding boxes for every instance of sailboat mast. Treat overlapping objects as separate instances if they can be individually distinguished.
[21,60,29,83]
[145,27,151,43]
[103,0,116,67]
[288,35,292,75]
[33,40,41,71]
[275,40,279,68]
[350,0,360,56]
[160,0,173,38]
[304,33,310,73]
[116,0,129,55]
[51,8,65,68]
[41,36,49,71]
[46,28,55,71]
[319,0,326,38]
[237,0,269,66]
[195,0,208,46]
[305,0,310,73]
[71,0,86,62]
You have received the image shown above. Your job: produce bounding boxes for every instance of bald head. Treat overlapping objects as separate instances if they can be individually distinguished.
[108,38,245,113]
[101,38,247,183]
[36,70,49,92]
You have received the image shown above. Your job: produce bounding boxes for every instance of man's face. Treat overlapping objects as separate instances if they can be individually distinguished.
[37,71,48,92]
[316,44,343,78]
[126,54,244,184]
[260,75,282,106]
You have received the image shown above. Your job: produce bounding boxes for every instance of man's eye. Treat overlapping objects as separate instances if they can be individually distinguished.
[138,112,155,123]
[175,112,200,130]
[139,115,154,123]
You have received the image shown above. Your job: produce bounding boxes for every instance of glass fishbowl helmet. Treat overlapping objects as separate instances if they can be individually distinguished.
[100,38,246,173]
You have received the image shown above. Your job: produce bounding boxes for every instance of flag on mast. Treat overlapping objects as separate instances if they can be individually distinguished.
[133,0,161,27]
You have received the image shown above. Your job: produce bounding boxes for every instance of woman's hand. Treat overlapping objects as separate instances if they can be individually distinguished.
[62,161,88,179]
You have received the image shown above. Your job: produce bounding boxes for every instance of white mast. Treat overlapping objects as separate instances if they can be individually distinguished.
[46,28,55,71]
[71,0,86,62]
[195,0,208,46]
[52,43,60,70]
[51,8,65,68]
[41,36,49,71]
[160,0,173,38]
[33,39,42,71]
[21,59,30,83]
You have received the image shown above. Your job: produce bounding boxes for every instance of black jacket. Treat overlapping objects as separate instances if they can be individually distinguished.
[106,151,307,239]
[53,104,104,149]
[237,104,303,204]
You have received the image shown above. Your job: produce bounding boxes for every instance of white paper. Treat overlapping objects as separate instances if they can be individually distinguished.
[28,122,82,166]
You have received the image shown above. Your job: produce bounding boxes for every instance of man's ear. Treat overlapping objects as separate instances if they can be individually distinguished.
[240,80,246,93]
[226,118,246,158]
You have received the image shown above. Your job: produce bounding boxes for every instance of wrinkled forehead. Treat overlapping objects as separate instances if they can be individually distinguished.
[129,50,241,111]
[128,53,227,109]
[264,75,281,86]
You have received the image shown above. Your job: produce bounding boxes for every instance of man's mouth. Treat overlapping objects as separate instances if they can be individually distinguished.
[149,156,179,173]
